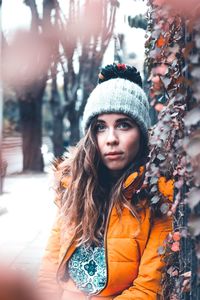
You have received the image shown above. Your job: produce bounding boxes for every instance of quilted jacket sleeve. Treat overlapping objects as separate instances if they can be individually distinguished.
[37,211,63,300]
[113,214,173,300]
[37,162,70,300]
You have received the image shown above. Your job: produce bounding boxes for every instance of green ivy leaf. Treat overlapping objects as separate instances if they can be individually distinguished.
[157,153,165,161]
[160,203,169,214]
[187,187,200,210]
[157,246,165,255]
[151,185,158,192]
[188,216,200,236]
[151,195,160,204]
[184,108,200,126]
[150,177,158,184]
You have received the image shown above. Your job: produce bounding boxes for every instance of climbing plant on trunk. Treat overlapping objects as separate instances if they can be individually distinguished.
[145,0,200,298]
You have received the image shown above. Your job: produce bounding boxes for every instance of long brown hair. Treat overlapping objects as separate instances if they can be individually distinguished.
[60,117,149,246]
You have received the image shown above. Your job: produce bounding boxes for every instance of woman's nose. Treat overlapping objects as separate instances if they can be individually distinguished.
[106,128,119,145]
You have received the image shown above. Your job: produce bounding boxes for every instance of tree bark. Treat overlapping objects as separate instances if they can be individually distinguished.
[68,104,80,146]
[52,116,64,157]
[19,96,44,172]
[50,94,65,158]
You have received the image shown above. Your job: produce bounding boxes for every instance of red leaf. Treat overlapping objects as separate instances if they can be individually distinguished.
[171,241,180,252]
[156,35,166,48]
[173,232,181,241]
[155,103,164,112]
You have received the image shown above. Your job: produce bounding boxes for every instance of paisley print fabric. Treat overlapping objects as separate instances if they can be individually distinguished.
[67,243,107,294]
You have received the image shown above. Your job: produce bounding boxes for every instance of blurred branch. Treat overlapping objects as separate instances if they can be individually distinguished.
[24,0,41,31]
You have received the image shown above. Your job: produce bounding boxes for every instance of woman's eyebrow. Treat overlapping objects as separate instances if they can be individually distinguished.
[96,119,105,123]
[115,117,134,123]
[96,117,135,124]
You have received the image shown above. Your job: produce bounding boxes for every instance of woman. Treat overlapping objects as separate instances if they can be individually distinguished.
[38,63,173,300]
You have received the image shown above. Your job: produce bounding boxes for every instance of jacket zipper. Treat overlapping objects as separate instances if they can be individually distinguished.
[88,201,140,299]
[86,202,114,299]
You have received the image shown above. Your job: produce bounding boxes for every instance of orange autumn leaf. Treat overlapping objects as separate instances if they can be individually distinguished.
[139,166,145,174]
[156,35,166,48]
[124,172,138,188]
[61,176,70,189]
[158,176,175,201]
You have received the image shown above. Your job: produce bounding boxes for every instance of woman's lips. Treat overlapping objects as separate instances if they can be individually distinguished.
[105,152,123,159]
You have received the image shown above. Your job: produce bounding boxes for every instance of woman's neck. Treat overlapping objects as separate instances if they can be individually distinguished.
[99,165,124,190]
[107,170,124,189]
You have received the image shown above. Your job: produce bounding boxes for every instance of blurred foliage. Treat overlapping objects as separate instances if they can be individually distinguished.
[128,14,147,30]
[3,88,20,135]
[3,99,20,135]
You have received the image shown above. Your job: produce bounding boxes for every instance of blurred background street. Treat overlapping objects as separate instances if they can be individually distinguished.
[0,171,56,278]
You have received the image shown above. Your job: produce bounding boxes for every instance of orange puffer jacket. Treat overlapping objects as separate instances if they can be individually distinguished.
[38,167,173,300]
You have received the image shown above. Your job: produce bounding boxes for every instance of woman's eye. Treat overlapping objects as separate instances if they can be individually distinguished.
[117,122,131,129]
[95,123,106,132]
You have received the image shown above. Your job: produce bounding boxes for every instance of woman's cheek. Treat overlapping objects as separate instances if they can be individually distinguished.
[96,134,105,156]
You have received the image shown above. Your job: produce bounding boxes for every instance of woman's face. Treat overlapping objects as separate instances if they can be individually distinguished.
[95,113,140,176]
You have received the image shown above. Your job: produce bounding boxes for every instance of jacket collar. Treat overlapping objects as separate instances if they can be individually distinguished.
[58,162,147,202]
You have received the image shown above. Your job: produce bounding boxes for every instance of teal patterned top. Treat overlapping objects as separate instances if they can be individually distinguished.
[67,243,107,295]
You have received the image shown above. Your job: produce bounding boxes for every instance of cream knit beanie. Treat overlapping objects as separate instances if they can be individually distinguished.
[82,64,151,145]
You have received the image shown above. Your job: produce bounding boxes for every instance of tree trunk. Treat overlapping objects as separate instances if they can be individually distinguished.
[68,106,80,146]
[19,97,44,172]
[50,75,65,158]
[51,110,64,157]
